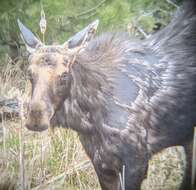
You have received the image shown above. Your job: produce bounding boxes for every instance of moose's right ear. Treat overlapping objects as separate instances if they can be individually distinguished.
[17,19,42,53]
[65,19,99,49]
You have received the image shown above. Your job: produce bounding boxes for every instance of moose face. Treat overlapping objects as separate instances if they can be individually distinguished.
[25,49,72,131]
[18,19,99,131]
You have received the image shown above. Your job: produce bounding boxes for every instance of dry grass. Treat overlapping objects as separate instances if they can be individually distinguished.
[141,146,186,190]
[0,58,100,190]
[0,120,100,190]
[0,58,187,190]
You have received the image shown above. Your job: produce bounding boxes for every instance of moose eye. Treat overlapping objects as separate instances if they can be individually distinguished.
[58,72,69,85]
[60,72,69,80]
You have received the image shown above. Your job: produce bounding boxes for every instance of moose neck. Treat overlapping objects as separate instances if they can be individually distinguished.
[55,34,130,134]
[66,62,110,134]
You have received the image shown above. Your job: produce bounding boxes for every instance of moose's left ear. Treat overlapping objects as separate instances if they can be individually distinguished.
[17,19,42,53]
[65,19,99,49]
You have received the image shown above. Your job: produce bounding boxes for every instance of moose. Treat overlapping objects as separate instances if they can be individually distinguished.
[17,0,196,189]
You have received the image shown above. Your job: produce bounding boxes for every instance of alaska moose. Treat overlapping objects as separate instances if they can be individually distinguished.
[17,0,196,189]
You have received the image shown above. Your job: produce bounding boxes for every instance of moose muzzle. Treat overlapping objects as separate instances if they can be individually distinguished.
[25,101,53,132]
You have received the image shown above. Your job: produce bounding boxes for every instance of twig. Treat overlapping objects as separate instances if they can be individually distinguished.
[19,99,25,190]
[122,165,125,190]
[31,160,91,190]
[191,127,196,190]
[119,165,125,190]
[166,0,179,8]
[135,26,149,39]
[40,134,46,183]
[1,112,6,163]
[75,0,106,18]
[82,12,97,20]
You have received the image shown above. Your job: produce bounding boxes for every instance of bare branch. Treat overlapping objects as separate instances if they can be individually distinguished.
[166,0,179,8]
[135,26,150,39]
[75,0,106,18]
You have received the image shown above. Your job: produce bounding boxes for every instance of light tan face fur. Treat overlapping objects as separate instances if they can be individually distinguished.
[18,19,99,132]
[26,48,72,131]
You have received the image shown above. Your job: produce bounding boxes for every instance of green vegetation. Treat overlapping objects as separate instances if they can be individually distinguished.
[0,0,180,62]
[0,0,185,189]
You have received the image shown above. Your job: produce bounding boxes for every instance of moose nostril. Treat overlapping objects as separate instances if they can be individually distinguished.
[30,110,42,118]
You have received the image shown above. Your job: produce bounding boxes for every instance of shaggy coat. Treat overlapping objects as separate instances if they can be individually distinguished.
[18,0,196,189]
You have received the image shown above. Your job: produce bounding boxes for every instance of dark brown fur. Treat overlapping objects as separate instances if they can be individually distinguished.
[21,1,196,189]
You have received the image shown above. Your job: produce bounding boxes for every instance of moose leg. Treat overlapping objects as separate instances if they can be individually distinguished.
[94,162,147,190]
[97,175,120,190]
[123,163,148,190]
[93,165,121,190]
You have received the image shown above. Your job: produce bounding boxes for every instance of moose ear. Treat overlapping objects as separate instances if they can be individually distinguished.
[65,19,99,49]
[17,19,42,53]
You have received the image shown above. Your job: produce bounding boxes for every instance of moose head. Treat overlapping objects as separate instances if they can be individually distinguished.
[18,19,99,131]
